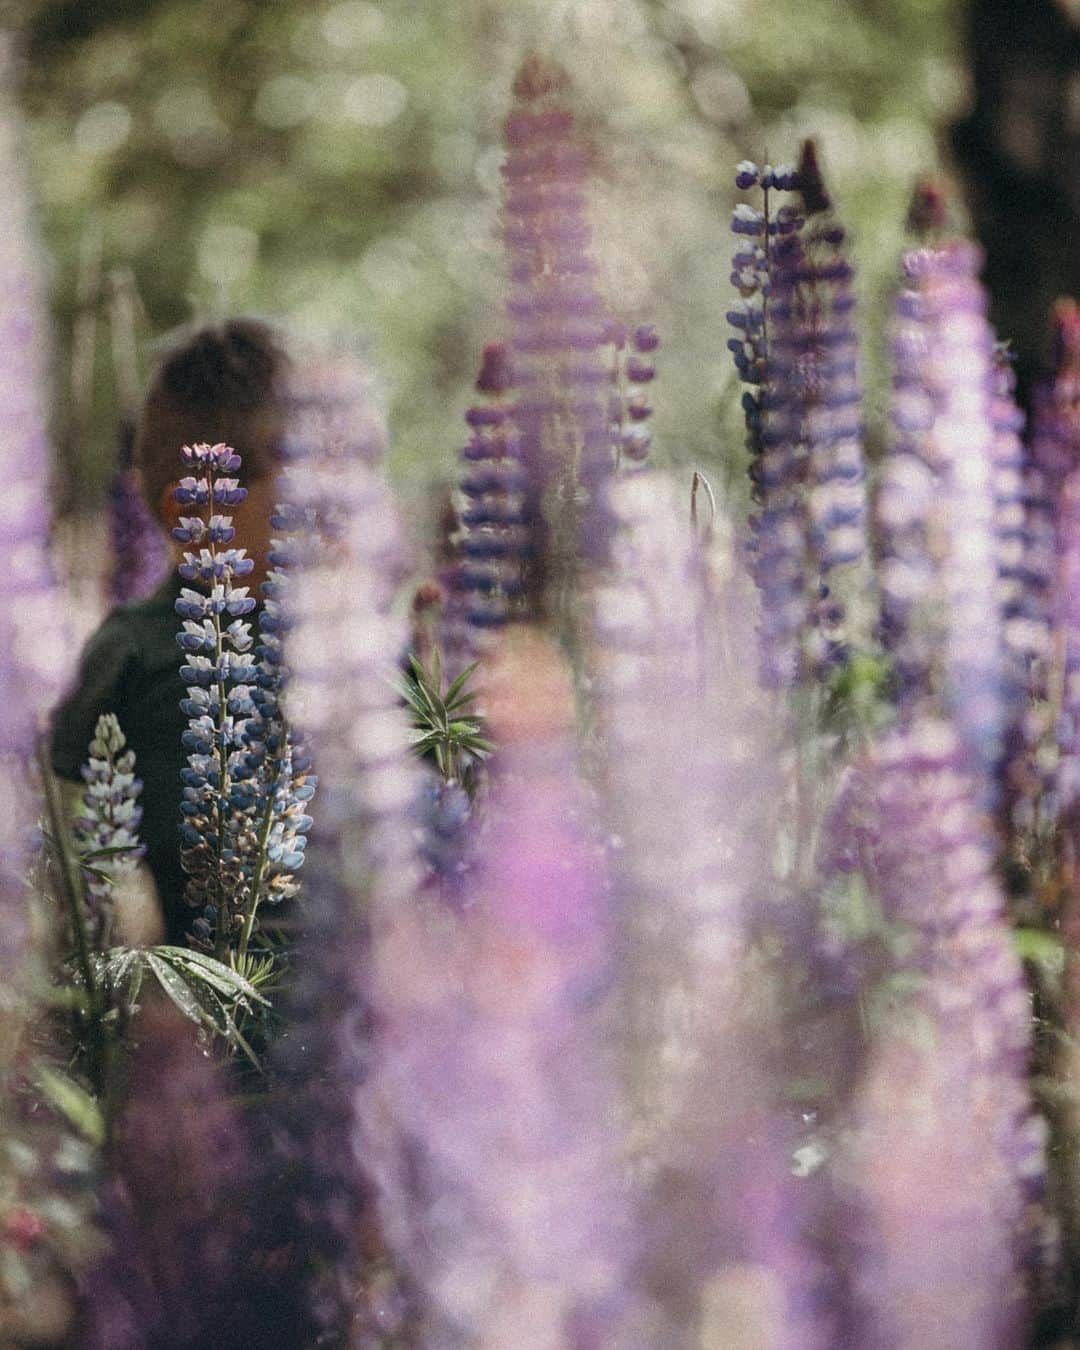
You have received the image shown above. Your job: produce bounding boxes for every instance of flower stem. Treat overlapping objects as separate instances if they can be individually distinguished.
[37,742,109,1097]
[237,769,279,964]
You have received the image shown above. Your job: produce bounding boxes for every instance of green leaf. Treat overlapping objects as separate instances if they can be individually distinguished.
[35,1067,105,1148]
[79,844,142,863]
[145,952,209,1025]
[152,947,270,1005]
[443,661,480,708]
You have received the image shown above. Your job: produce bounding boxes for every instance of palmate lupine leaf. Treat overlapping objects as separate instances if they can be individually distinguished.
[87,943,270,1068]
[399,653,494,782]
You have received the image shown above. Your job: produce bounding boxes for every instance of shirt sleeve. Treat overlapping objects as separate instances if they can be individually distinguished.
[49,615,138,781]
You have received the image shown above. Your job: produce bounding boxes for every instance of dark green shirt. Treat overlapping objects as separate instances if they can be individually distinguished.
[51,573,191,945]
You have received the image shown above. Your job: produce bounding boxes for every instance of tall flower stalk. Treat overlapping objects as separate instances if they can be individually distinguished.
[173,442,260,956]
[80,1007,254,1350]
[592,472,834,1347]
[360,632,634,1348]
[71,714,145,951]
[606,320,660,472]
[728,142,866,688]
[0,34,71,987]
[260,363,416,1345]
[501,54,614,615]
[876,241,1005,799]
[440,341,534,679]
[829,717,1044,1345]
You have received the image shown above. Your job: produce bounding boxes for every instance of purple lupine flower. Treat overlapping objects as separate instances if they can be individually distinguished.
[79,1007,254,1350]
[768,140,866,677]
[440,341,535,679]
[0,40,72,983]
[262,395,418,1345]
[989,346,1051,821]
[105,425,169,606]
[246,861,388,1350]
[905,175,950,239]
[728,161,806,687]
[72,712,145,949]
[278,343,387,494]
[1021,301,1080,820]
[1056,470,1080,807]
[605,320,661,471]
[358,632,635,1346]
[502,54,614,576]
[172,441,261,951]
[926,247,1005,793]
[829,717,1045,1345]
[224,497,317,949]
[877,241,1004,796]
[729,142,866,687]
[592,473,836,1347]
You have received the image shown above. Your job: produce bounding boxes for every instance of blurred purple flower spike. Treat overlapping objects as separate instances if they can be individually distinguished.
[502,54,615,576]
[1057,468,1080,808]
[877,239,1005,800]
[80,1008,253,1350]
[593,473,835,1347]
[358,631,636,1347]
[0,37,72,979]
[440,341,535,679]
[830,717,1045,1346]
[729,140,867,688]
[263,347,418,1345]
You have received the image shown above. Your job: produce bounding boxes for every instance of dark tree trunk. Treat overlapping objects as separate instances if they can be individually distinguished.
[952,0,1080,404]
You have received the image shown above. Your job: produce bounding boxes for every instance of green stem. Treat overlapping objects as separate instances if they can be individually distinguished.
[37,743,109,1096]
[204,466,233,962]
[237,772,279,964]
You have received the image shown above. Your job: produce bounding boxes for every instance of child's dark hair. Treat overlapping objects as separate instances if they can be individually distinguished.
[135,318,289,522]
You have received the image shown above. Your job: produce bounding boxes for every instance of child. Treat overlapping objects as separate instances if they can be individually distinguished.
[50,319,290,946]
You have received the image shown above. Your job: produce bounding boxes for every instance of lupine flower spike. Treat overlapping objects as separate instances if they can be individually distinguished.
[172,442,260,953]
[728,156,806,690]
[502,54,614,588]
[262,369,415,1346]
[605,319,660,471]
[593,474,833,1346]
[877,235,1004,799]
[1028,303,1080,818]
[72,713,145,949]
[989,344,1050,824]
[728,142,866,686]
[829,719,1045,1345]
[440,341,534,677]
[0,35,71,982]
[360,632,635,1347]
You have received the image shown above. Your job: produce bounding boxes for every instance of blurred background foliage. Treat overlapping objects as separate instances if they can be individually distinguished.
[10,0,968,527]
